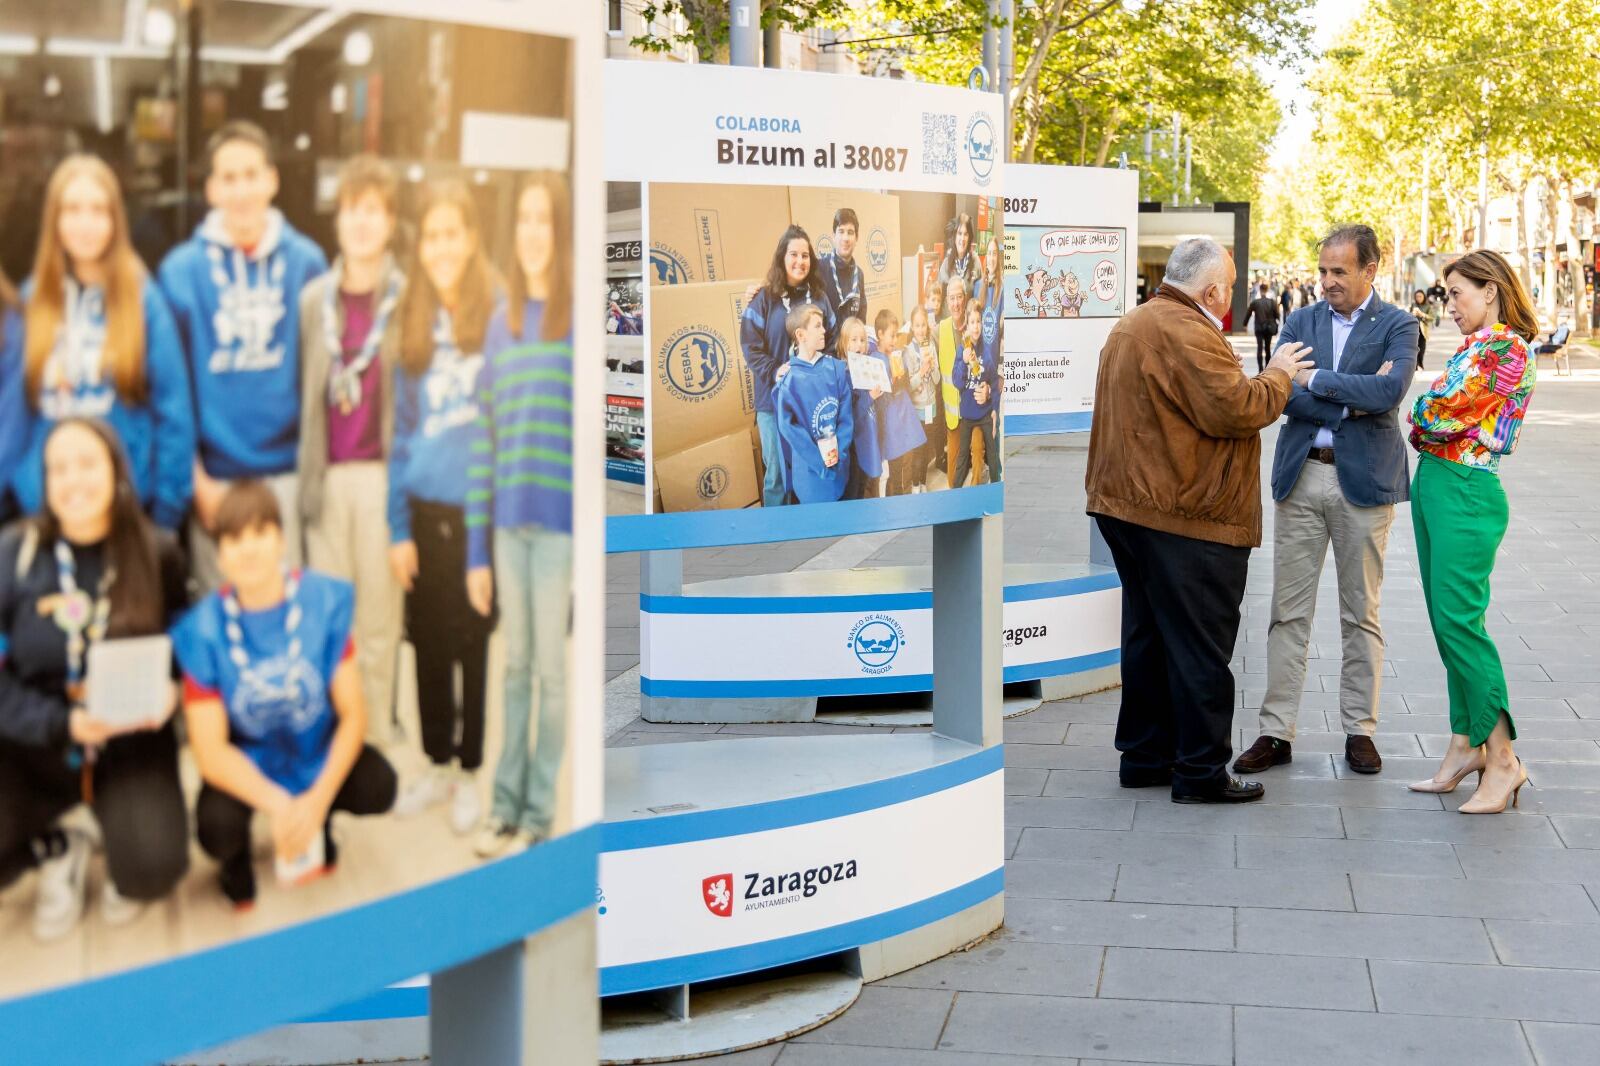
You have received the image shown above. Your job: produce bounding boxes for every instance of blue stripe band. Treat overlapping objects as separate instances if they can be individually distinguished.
[1003,648,1121,683]
[1002,572,1120,601]
[602,744,1001,851]
[301,985,430,1025]
[1004,411,1093,435]
[640,673,936,698]
[642,591,932,614]
[600,868,1004,997]
[0,824,600,1066]
[607,482,1003,553]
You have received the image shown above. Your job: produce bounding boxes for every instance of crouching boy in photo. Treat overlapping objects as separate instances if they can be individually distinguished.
[775,304,853,504]
[173,480,396,907]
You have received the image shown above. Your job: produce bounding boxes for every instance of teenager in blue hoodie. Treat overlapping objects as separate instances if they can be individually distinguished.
[12,156,194,531]
[740,225,836,507]
[387,181,499,834]
[775,304,853,504]
[951,299,1003,489]
[158,121,328,586]
[0,269,22,523]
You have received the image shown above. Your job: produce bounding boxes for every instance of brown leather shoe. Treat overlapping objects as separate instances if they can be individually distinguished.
[1345,735,1383,774]
[1233,736,1291,774]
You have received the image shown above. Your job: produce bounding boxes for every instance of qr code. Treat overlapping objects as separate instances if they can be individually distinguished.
[922,112,957,175]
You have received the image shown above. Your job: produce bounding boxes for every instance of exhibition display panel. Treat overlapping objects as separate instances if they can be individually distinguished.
[0,3,603,1063]
[598,60,1009,1058]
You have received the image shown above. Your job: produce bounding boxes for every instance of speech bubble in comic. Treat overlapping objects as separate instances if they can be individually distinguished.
[1038,228,1122,268]
[1093,259,1119,302]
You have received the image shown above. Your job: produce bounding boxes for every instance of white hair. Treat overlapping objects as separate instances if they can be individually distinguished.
[1163,237,1228,293]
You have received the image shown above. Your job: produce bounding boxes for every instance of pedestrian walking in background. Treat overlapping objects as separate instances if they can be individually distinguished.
[1236,225,1420,779]
[1245,282,1280,374]
[1407,250,1537,814]
[1409,289,1431,369]
[1085,237,1312,804]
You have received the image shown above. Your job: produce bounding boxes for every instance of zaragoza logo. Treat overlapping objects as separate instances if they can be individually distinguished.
[703,873,734,918]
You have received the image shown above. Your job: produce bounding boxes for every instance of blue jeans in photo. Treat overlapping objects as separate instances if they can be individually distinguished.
[490,525,573,834]
[756,410,785,508]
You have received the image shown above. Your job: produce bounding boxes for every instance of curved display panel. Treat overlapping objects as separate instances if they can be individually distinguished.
[0,2,602,1061]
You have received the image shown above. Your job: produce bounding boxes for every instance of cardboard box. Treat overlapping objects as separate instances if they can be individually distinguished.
[789,187,903,325]
[649,278,760,459]
[655,427,760,512]
[649,183,792,285]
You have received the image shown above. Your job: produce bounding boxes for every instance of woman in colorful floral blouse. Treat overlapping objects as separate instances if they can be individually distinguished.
[1406,250,1537,814]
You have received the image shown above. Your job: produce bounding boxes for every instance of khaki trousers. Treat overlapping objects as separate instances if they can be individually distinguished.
[1259,460,1394,741]
[305,462,403,746]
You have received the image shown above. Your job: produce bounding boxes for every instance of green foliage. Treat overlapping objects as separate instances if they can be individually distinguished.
[631,0,853,62]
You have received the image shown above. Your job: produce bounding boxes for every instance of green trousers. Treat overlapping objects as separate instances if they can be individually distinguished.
[1412,452,1516,746]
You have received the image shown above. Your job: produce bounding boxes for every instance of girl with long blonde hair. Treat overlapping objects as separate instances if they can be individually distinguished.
[13,155,193,529]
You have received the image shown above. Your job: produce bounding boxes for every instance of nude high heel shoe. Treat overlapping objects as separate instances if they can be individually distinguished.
[1458,757,1529,815]
[1407,751,1486,794]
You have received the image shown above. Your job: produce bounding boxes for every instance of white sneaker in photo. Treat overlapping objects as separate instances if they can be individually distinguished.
[451,773,482,837]
[506,827,545,857]
[33,830,90,942]
[473,818,518,859]
[100,878,146,927]
[394,766,451,817]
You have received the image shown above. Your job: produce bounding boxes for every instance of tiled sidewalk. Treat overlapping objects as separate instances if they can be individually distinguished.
[611,332,1600,1065]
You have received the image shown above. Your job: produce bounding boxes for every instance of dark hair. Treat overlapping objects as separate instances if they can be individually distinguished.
[207,120,275,172]
[335,154,399,217]
[213,479,283,542]
[764,225,822,300]
[1259,283,1269,295]
[1414,289,1427,301]
[34,418,164,638]
[400,180,498,373]
[507,171,573,343]
[785,302,822,341]
[873,308,898,336]
[1444,249,1540,342]
[832,208,859,233]
[1319,224,1380,269]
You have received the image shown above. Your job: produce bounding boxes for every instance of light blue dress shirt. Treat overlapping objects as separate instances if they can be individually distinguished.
[1312,290,1373,449]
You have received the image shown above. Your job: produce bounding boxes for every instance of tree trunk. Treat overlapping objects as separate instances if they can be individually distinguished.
[1092,106,1122,167]
[1563,177,1591,337]
[1514,178,1534,299]
[1541,174,1561,322]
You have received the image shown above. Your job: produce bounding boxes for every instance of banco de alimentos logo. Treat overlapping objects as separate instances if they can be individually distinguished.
[867,227,890,273]
[848,613,905,674]
[659,326,728,401]
[698,464,730,501]
[965,112,996,185]
[650,245,691,285]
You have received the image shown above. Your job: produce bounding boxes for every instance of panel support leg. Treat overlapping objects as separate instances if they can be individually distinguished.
[639,548,683,724]
[431,910,597,1065]
[931,514,1003,748]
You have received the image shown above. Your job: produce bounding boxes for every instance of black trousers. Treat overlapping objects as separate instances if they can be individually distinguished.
[1255,329,1275,372]
[953,414,1000,489]
[195,744,397,863]
[1094,515,1250,787]
[407,500,494,770]
[0,727,189,900]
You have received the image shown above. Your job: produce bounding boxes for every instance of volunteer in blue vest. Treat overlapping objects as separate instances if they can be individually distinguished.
[0,418,189,939]
[740,225,837,507]
[159,121,328,588]
[11,155,194,531]
[0,269,23,522]
[819,208,866,326]
[174,480,396,907]
[775,303,854,503]
[297,155,405,747]
[388,181,500,837]
[466,172,576,858]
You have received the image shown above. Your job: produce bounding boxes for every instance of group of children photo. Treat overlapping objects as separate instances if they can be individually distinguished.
[0,119,575,949]
[740,204,1006,507]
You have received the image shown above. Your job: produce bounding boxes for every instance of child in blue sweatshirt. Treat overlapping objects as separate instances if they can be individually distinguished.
[951,299,1003,489]
[13,156,194,530]
[871,309,932,496]
[388,181,499,836]
[158,121,328,584]
[840,317,883,499]
[775,304,853,504]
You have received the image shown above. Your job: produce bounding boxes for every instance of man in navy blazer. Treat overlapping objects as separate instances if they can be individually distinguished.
[1235,225,1420,777]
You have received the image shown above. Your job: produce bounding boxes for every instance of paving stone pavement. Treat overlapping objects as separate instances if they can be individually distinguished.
[609,334,1600,1064]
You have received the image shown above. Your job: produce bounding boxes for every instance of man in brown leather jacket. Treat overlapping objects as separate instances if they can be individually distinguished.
[1086,237,1313,803]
